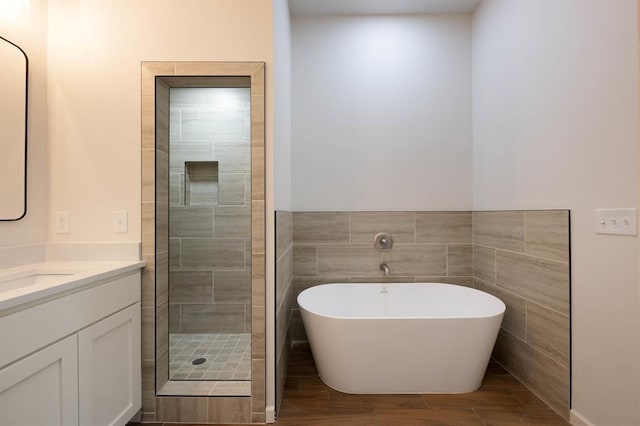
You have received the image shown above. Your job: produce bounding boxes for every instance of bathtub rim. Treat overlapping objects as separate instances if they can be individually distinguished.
[297,282,506,321]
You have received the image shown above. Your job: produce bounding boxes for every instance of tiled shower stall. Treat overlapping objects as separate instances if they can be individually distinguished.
[168,87,252,381]
[141,62,266,423]
[275,210,570,420]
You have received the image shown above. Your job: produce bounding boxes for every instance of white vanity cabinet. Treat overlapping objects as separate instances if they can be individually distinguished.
[0,268,142,426]
[0,335,79,426]
[79,303,141,426]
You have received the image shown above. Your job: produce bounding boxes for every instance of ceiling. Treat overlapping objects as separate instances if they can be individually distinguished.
[288,0,482,16]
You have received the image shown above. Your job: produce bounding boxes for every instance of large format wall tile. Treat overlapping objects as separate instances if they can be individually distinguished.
[276,210,292,261]
[214,270,251,303]
[525,211,570,262]
[275,211,294,413]
[218,173,245,205]
[180,109,219,141]
[415,211,471,243]
[208,397,252,423]
[169,206,213,238]
[156,397,208,423]
[495,330,569,419]
[214,206,251,238]
[473,211,525,252]
[170,143,213,172]
[350,212,415,244]
[473,209,570,420]
[180,303,246,333]
[169,174,183,205]
[293,212,350,244]
[473,245,496,284]
[276,248,292,310]
[526,301,570,368]
[382,245,446,276]
[318,245,381,276]
[292,245,317,276]
[447,244,473,276]
[181,239,245,271]
[474,279,526,340]
[496,250,569,315]
[215,142,250,173]
[169,271,213,303]
[169,238,181,270]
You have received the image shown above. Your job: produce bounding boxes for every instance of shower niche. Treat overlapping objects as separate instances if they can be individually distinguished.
[184,161,218,205]
[141,62,265,421]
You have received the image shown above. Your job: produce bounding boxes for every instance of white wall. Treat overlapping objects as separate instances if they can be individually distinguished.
[291,15,473,211]
[47,1,276,415]
[0,0,48,248]
[46,0,274,243]
[274,0,292,211]
[472,1,639,424]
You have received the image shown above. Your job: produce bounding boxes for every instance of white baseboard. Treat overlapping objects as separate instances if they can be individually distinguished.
[571,409,596,426]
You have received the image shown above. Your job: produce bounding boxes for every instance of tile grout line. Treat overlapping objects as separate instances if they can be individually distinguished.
[524,299,529,342]
[474,274,569,318]
[413,211,416,244]
[499,327,569,370]
[445,243,449,276]
[474,242,568,265]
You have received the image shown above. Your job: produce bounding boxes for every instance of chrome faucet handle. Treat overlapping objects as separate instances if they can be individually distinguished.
[374,233,393,250]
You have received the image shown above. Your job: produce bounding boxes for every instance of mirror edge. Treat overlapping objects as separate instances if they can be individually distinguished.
[0,35,29,221]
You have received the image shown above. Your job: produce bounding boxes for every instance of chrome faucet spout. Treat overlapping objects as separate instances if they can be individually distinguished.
[379,263,390,293]
[379,263,390,277]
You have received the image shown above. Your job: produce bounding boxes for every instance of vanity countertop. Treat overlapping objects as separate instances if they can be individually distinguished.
[0,260,145,313]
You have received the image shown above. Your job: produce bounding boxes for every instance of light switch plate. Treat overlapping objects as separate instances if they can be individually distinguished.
[595,208,637,235]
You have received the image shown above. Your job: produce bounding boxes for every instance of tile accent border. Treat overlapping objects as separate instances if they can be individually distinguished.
[141,61,265,423]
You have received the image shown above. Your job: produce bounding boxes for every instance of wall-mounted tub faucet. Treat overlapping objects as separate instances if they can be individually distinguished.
[379,263,390,293]
[374,233,393,250]
[379,263,390,277]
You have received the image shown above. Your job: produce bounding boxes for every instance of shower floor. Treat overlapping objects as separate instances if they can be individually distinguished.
[169,333,251,381]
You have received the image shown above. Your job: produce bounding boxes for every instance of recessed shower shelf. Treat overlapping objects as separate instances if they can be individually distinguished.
[185,161,218,206]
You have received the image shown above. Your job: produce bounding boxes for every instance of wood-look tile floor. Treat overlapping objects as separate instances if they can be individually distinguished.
[128,343,569,426]
[276,342,570,426]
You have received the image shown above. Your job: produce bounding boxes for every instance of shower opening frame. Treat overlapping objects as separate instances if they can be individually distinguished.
[141,62,266,423]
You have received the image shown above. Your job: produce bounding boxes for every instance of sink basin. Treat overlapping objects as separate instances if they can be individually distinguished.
[0,260,145,313]
[0,269,85,293]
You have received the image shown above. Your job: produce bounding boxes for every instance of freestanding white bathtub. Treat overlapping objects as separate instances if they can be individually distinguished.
[298,283,505,394]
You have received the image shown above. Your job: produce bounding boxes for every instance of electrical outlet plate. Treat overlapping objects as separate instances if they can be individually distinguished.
[55,211,70,234]
[595,208,637,236]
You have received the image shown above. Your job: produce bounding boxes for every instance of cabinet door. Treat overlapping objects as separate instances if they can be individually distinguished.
[79,303,141,426]
[0,334,79,426]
